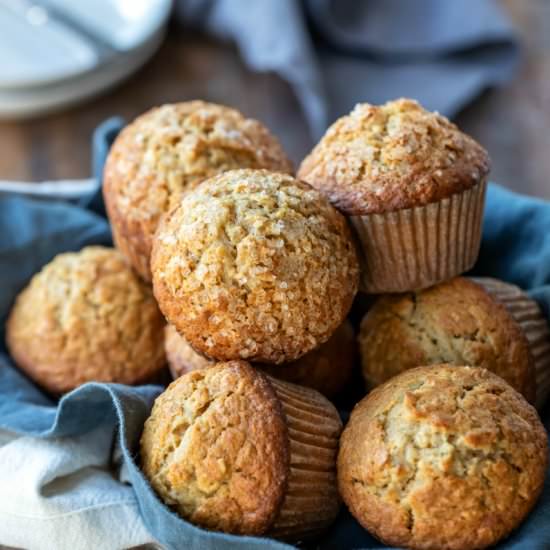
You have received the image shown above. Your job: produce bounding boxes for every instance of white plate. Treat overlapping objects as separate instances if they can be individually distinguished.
[0,0,172,89]
[0,29,165,118]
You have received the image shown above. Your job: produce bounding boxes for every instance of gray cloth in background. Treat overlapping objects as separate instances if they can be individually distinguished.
[175,0,518,137]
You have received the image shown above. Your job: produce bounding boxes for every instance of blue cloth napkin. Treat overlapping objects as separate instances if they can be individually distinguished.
[0,183,549,549]
[176,0,519,137]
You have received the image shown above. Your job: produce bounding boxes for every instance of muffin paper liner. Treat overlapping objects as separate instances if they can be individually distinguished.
[350,179,487,294]
[474,277,550,410]
[265,376,343,540]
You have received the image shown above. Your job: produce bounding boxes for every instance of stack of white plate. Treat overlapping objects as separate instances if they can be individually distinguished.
[0,0,172,119]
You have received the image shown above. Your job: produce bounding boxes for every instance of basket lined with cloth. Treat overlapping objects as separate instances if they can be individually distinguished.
[0,119,549,549]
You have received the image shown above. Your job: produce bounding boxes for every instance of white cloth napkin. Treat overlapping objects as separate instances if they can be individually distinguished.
[0,426,157,549]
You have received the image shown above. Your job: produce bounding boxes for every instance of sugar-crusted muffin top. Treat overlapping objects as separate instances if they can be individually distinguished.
[338,365,548,550]
[298,99,490,215]
[151,169,359,364]
[6,246,165,394]
[140,361,289,535]
[103,101,293,280]
[359,277,535,401]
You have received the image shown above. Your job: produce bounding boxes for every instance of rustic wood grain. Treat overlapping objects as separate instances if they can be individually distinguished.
[0,2,548,199]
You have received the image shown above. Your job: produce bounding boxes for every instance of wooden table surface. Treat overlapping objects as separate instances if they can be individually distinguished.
[0,0,548,199]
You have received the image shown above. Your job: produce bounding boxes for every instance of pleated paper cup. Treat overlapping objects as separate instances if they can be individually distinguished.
[266,376,343,540]
[350,180,487,294]
[473,277,550,410]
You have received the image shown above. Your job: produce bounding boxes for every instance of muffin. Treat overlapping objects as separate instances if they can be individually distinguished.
[359,277,536,403]
[165,319,356,398]
[472,277,550,410]
[298,99,490,293]
[338,365,548,550]
[141,360,342,539]
[152,169,359,364]
[103,101,293,281]
[164,323,212,377]
[5,246,165,394]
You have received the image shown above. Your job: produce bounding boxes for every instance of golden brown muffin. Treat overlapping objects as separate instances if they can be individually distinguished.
[152,169,359,364]
[359,277,536,403]
[165,320,356,398]
[298,99,490,293]
[103,101,293,281]
[338,365,548,550]
[5,246,165,394]
[472,277,550,410]
[164,324,212,378]
[298,98,490,215]
[141,361,342,539]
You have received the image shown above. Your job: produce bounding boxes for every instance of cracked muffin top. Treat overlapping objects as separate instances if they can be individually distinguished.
[140,361,289,535]
[338,365,548,550]
[165,319,356,398]
[5,246,165,394]
[151,169,359,364]
[103,101,293,281]
[359,277,535,402]
[297,98,490,215]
